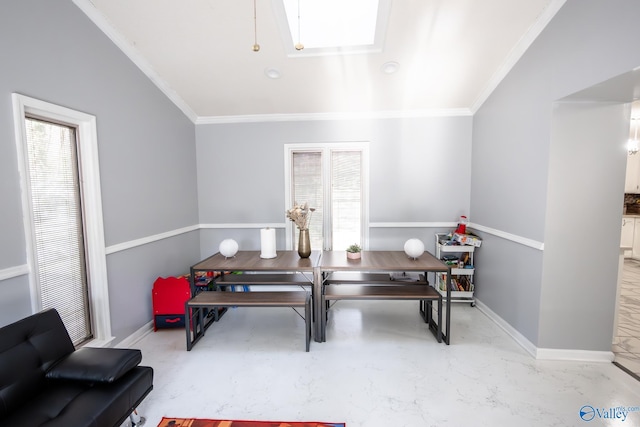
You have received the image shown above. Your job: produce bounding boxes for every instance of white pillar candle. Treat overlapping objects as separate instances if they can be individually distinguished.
[260,228,277,259]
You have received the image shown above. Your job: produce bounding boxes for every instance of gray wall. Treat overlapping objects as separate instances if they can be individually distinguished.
[472,0,640,350]
[6,0,639,353]
[540,102,628,350]
[196,117,472,256]
[0,0,200,341]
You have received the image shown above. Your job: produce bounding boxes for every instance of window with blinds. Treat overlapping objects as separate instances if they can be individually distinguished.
[331,150,362,250]
[289,144,367,251]
[24,117,92,345]
[292,151,324,249]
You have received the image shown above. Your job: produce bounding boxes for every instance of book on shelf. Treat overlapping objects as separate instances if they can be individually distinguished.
[438,275,473,292]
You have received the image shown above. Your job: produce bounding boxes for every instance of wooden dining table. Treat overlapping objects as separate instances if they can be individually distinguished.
[316,250,452,344]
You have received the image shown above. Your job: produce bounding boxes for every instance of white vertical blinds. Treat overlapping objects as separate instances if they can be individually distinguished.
[331,150,362,250]
[25,117,92,345]
[291,148,363,251]
[292,151,324,249]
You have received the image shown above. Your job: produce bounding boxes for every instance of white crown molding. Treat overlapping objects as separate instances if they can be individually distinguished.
[73,0,563,125]
[470,0,567,113]
[98,221,545,256]
[0,264,29,281]
[369,222,544,250]
[0,223,541,261]
[369,222,456,228]
[471,223,544,250]
[105,225,199,255]
[71,0,198,123]
[195,108,473,125]
[200,223,285,229]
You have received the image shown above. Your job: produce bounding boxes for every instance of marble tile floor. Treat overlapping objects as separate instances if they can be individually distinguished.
[126,300,640,427]
[613,259,640,379]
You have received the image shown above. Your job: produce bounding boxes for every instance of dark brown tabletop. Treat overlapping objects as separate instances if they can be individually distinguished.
[320,250,447,271]
[191,250,321,272]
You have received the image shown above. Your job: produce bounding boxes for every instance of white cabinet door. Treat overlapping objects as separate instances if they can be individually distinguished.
[626,154,640,193]
[622,217,634,257]
[633,218,640,259]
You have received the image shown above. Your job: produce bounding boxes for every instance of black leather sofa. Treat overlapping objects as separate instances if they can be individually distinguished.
[0,308,153,426]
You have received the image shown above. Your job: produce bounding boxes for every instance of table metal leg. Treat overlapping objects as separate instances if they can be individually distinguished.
[445,267,451,344]
[185,301,193,351]
[437,293,442,343]
[313,266,323,342]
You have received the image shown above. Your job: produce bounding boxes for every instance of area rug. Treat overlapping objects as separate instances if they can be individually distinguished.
[158,418,345,427]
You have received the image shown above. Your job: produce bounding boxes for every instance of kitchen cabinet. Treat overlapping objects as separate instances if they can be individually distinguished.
[621,217,634,258]
[625,153,640,193]
[633,218,640,259]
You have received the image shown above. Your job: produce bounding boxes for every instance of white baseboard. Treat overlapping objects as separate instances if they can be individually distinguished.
[116,321,154,348]
[475,299,538,357]
[111,299,616,362]
[474,299,613,362]
[535,348,614,362]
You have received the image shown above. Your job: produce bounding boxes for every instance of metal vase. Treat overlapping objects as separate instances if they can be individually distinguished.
[298,228,311,258]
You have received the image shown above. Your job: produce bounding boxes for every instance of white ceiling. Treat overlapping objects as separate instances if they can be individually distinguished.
[74,0,565,123]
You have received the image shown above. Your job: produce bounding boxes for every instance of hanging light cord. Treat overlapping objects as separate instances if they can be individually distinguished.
[297,0,301,44]
[630,118,639,155]
[252,0,260,51]
[295,0,304,50]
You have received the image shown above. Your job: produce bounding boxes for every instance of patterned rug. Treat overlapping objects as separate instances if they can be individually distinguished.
[157,418,345,427]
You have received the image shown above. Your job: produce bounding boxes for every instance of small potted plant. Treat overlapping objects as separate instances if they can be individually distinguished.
[346,243,362,260]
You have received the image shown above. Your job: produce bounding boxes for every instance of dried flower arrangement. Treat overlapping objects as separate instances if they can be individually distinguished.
[286,202,315,230]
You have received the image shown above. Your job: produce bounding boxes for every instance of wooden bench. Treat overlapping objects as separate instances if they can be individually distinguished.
[185,290,311,351]
[209,273,314,322]
[321,273,442,343]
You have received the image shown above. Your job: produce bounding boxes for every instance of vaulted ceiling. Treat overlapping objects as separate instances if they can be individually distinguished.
[74,0,564,123]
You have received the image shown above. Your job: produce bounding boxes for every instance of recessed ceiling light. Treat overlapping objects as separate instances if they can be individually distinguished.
[381,61,399,74]
[264,68,282,79]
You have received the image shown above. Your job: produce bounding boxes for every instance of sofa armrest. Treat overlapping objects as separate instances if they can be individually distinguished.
[46,347,142,383]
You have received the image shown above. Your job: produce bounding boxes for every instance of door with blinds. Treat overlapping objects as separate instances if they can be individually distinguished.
[287,143,369,251]
[23,117,92,345]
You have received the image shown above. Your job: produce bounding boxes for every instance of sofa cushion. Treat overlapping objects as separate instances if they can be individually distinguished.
[2,366,153,427]
[0,309,75,418]
[46,347,142,383]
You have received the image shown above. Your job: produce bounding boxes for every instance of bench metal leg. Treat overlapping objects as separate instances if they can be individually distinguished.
[187,299,310,351]
[305,295,311,352]
[320,294,326,342]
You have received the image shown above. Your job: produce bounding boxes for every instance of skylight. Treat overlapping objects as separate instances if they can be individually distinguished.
[275,0,390,57]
